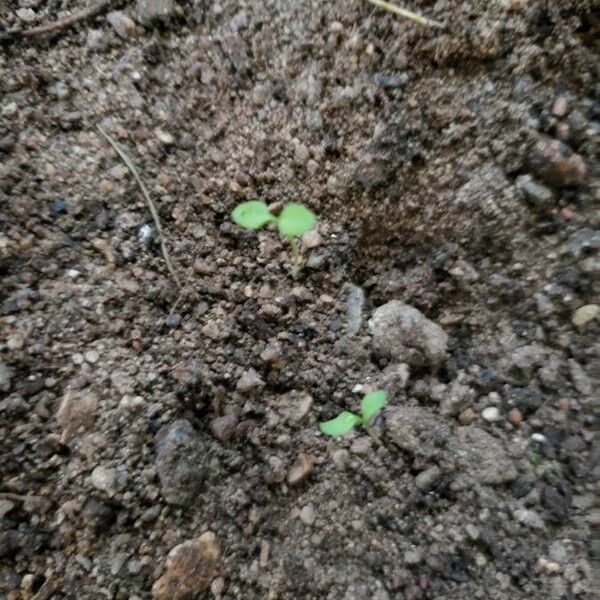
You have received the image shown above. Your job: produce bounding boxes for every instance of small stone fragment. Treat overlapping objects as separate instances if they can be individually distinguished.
[439,379,476,416]
[350,437,372,455]
[532,137,588,187]
[299,503,316,526]
[136,0,174,24]
[106,11,136,37]
[302,229,322,249]
[236,369,264,394]
[458,408,476,425]
[507,407,522,426]
[481,407,501,422]
[273,391,313,426]
[514,507,545,530]
[260,342,284,368]
[415,466,441,491]
[516,175,554,207]
[155,129,175,145]
[16,8,36,22]
[152,532,220,600]
[56,390,99,443]
[404,548,423,564]
[568,359,592,395]
[210,414,239,442]
[90,466,117,494]
[377,363,410,397]
[345,284,365,335]
[506,344,547,382]
[287,453,315,486]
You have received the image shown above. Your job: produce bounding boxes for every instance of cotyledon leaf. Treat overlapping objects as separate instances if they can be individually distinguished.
[360,390,388,423]
[277,202,316,238]
[231,200,274,230]
[319,411,362,436]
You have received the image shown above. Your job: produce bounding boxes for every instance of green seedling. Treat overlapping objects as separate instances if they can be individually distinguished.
[231,200,317,278]
[319,390,388,445]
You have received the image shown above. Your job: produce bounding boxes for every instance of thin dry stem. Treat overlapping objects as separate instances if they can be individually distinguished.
[97,125,181,288]
[0,0,113,42]
[365,0,444,28]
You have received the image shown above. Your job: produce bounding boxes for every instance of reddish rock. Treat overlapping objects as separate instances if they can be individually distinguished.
[533,137,588,187]
[152,532,220,600]
[507,407,523,426]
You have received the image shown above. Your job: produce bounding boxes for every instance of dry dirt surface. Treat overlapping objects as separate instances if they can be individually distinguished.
[0,0,599,598]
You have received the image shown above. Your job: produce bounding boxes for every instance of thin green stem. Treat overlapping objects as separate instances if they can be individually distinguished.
[362,421,382,446]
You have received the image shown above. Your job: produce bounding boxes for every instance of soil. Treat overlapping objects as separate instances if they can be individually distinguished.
[0,0,598,598]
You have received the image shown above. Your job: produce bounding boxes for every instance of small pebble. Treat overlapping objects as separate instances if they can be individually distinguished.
[210,414,239,443]
[90,466,117,494]
[415,466,441,491]
[458,408,476,425]
[302,229,322,249]
[84,350,99,364]
[481,407,501,422]
[138,224,155,244]
[552,96,568,117]
[572,304,599,328]
[165,313,182,328]
[350,437,372,455]
[404,548,423,564]
[155,129,175,145]
[236,369,264,394]
[50,199,68,214]
[507,407,522,426]
[287,453,315,486]
[299,503,316,526]
[514,507,545,529]
[16,8,36,22]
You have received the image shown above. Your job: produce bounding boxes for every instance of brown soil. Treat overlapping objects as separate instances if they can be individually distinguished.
[0,0,598,598]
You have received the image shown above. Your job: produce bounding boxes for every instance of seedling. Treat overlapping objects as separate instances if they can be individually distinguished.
[231,200,316,278]
[319,390,388,445]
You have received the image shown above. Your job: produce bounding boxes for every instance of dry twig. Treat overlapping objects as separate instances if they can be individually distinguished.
[365,0,444,28]
[0,0,113,43]
[97,125,181,288]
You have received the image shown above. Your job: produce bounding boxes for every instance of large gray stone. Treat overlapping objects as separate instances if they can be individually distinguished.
[155,419,206,506]
[451,426,517,485]
[369,301,448,368]
[384,406,451,455]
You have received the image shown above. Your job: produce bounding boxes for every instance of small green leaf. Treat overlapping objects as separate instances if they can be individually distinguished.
[319,411,361,436]
[277,203,316,238]
[360,390,388,423]
[231,201,274,230]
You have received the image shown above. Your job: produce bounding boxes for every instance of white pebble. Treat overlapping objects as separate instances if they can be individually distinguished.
[90,466,117,494]
[481,407,501,422]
